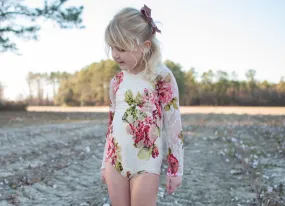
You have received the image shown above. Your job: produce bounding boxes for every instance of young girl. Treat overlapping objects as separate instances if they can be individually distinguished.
[100,5,184,206]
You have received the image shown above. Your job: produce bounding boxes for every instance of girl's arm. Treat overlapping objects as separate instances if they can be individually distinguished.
[101,77,116,170]
[161,70,184,177]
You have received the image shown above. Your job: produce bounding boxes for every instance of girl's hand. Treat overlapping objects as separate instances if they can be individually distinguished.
[101,169,106,184]
[166,176,182,194]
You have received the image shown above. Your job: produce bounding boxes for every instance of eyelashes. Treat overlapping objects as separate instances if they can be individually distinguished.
[111,46,126,52]
[118,48,126,52]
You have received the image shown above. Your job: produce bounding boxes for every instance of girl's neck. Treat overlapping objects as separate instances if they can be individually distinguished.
[128,65,145,74]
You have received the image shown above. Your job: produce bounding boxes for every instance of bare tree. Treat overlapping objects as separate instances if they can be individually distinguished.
[0,0,84,53]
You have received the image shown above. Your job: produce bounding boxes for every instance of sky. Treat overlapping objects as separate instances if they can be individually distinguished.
[0,0,285,100]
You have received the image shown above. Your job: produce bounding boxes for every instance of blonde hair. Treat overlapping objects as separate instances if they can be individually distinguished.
[105,7,162,77]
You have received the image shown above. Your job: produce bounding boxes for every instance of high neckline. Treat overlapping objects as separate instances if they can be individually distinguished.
[123,69,145,76]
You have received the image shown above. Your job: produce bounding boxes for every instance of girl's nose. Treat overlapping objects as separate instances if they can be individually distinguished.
[112,49,119,59]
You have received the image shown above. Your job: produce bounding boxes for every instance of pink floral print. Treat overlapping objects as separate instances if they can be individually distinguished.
[167,150,179,175]
[123,87,161,160]
[154,74,173,104]
[112,71,124,94]
[157,72,184,177]
[106,135,123,172]
[102,67,184,178]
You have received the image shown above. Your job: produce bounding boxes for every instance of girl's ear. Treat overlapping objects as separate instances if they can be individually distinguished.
[144,40,152,50]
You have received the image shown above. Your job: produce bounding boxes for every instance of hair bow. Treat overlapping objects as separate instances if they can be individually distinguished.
[140,4,161,34]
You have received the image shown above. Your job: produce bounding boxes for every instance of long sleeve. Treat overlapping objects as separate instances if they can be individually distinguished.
[101,77,116,170]
[161,70,184,177]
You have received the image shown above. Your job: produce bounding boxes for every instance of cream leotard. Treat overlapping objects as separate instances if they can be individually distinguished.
[101,64,184,179]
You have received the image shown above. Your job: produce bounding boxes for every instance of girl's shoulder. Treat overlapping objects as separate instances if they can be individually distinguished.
[109,70,124,91]
[152,64,173,80]
[111,70,124,82]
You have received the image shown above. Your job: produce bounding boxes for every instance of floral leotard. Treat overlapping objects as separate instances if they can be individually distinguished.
[101,64,184,179]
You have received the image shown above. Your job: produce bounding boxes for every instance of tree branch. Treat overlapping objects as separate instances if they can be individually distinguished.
[0,0,84,53]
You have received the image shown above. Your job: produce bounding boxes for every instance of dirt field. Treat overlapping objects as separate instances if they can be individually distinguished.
[27,106,285,116]
[0,107,285,206]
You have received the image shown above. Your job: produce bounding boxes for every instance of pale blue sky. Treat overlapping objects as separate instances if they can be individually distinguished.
[0,0,284,100]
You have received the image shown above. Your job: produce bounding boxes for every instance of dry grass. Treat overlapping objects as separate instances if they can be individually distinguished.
[27,106,285,115]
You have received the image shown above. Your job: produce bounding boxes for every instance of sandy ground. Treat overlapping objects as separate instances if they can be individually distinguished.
[0,109,285,206]
[27,106,285,116]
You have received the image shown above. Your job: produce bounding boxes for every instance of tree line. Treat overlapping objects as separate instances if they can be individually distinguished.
[23,71,71,106]
[6,59,284,107]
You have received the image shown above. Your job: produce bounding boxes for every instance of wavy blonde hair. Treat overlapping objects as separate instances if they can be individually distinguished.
[105,7,162,78]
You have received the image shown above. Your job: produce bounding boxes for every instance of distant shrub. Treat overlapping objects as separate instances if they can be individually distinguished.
[0,101,28,111]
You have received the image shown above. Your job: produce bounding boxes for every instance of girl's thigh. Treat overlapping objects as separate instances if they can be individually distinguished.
[130,173,160,206]
[105,162,130,206]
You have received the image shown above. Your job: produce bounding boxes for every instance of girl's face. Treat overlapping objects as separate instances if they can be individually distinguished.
[111,44,144,73]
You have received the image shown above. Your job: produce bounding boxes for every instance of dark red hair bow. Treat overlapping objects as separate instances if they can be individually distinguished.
[140,4,161,34]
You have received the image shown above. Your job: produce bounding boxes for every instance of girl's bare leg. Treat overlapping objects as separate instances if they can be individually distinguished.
[105,162,130,206]
[130,173,159,206]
